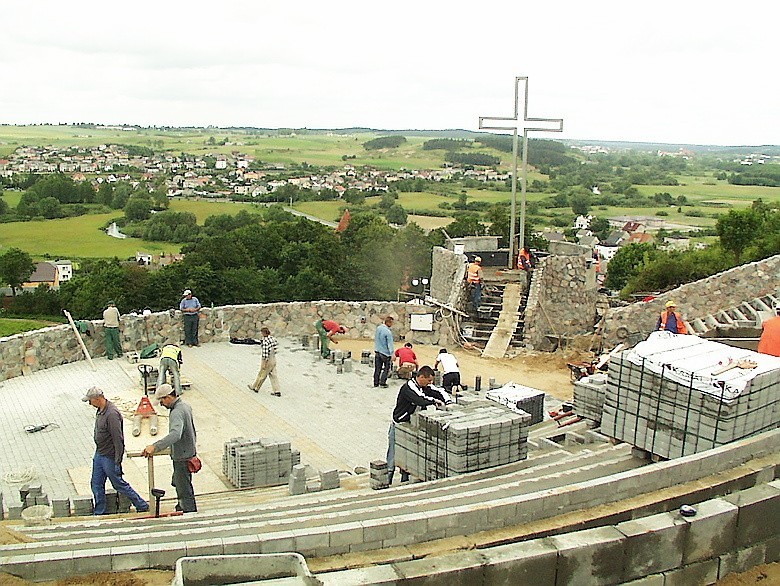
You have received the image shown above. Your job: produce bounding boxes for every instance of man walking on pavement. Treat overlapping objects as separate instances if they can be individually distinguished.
[386,366,443,484]
[179,289,201,347]
[158,342,183,396]
[249,327,281,396]
[83,387,149,514]
[374,315,394,388]
[102,300,123,360]
[142,384,198,513]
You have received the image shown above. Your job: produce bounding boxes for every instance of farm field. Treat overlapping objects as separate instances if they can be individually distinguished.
[0,318,59,337]
[0,199,263,259]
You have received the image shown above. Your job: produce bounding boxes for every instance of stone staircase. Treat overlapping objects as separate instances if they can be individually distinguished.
[461,280,529,352]
[688,292,779,349]
[3,427,779,581]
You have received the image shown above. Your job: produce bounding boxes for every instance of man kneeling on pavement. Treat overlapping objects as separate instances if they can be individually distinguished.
[386,365,453,484]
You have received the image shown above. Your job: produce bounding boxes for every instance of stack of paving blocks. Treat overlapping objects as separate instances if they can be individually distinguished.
[573,373,608,423]
[485,383,546,425]
[288,464,307,495]
[222,437,298,489]
[71,495,94,516]
[370,460,389,490]
[51,496,71,518]
[23,484,49,508]
[602,335,780,460]
[394,400,531,481]
[319,469,340,491]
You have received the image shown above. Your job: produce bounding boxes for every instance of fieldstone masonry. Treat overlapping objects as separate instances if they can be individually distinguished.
[0,301,454,382]
[523,242,599,350]
[430,246,466,308]
[602,254,780,347]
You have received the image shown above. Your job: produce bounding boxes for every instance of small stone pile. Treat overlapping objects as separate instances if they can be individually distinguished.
[369,460,389,490]
[223,437,300,489]
[394,396,531,481]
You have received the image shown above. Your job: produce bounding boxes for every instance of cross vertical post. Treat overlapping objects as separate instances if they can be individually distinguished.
[479,76,563,267]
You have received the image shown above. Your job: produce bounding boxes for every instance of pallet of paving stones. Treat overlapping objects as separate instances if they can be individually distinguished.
[223,437,299,489]
[485,382,546,424]
[394,400,530,481]
[573,373,608,423]
[601,335,780,460]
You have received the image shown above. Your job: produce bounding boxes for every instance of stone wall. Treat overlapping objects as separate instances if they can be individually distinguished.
[523,244,599,350]
[602,254,780,347]
[430,246,467,309]
[0,301,454,382]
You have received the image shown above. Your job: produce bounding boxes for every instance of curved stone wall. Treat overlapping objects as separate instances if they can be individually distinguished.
[0,301,454,382]
[601,254,780,347]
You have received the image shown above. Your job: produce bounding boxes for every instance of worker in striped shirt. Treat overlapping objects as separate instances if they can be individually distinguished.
[249,327,281,396]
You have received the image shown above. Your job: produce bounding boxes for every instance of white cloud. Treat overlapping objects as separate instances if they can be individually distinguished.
[0,1,777,145]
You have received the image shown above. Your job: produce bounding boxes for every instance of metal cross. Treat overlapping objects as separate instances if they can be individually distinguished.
[479,76,563,266]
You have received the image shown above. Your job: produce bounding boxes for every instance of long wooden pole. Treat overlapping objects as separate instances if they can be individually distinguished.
[63,309,96,371]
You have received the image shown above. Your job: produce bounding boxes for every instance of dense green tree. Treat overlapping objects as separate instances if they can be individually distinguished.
[385,204,408,225]
[444,215,485,238]
[0,196,9,216]
[124,197,153,222]
[603,243,658,291]
[589,217,611,241]
[716,208,764,263]
[38,197,63,219]
[0,248,36,296]
[97,182,114,206]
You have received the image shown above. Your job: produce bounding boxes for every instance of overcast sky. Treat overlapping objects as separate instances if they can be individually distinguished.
[1,1,776,146]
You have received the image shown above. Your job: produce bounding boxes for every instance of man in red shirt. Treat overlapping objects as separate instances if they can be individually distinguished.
[394,343,418,379]
[315,318,347,358]
[758,303,780,357]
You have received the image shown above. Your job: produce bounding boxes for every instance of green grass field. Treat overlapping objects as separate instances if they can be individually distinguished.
[0,199,264,259]
[0,318,58,337]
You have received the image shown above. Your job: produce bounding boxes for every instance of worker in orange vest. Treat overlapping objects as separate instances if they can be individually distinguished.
[757,303,780,357]
[466,256,483,310]
[517,246,535,271]
[656,301,688,334]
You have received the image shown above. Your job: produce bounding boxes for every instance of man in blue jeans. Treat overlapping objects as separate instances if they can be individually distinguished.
[83,386,149,515]
[374,315,394,388]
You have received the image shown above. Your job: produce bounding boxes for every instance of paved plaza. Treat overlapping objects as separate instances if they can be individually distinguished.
[0,338,569,509]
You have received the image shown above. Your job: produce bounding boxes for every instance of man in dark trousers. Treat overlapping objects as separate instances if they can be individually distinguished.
[83,386,149,515]
[142,383,198,512]
[373,315,394,388]
[386,366,443,484]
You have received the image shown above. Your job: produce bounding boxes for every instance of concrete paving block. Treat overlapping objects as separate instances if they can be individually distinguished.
[319,564,402,585]
[293,526,331,553]
[147,542,187,570]
[680,498,738,564]
[185,538,225,558]
[664,559,719,586]
[0,554,37,581]
[723,483,780,547]
[765,534,780,564]
[481,538,557,586]
[111,544,151,572]
[260,531,297,554]
[394,550,487,585]
[548,526,626,586]
[360,519,397,542]
[718,543,768,580]
[620,575,664,586]
[222,534,262,555]
[617,511,687,581]
[329,521,364,548]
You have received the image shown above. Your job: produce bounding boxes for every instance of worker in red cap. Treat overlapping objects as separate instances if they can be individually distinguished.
[656,301,688,334]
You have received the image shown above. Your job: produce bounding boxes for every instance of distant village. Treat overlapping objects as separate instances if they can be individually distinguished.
[0,144,506,199]
[1,143,708,294]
